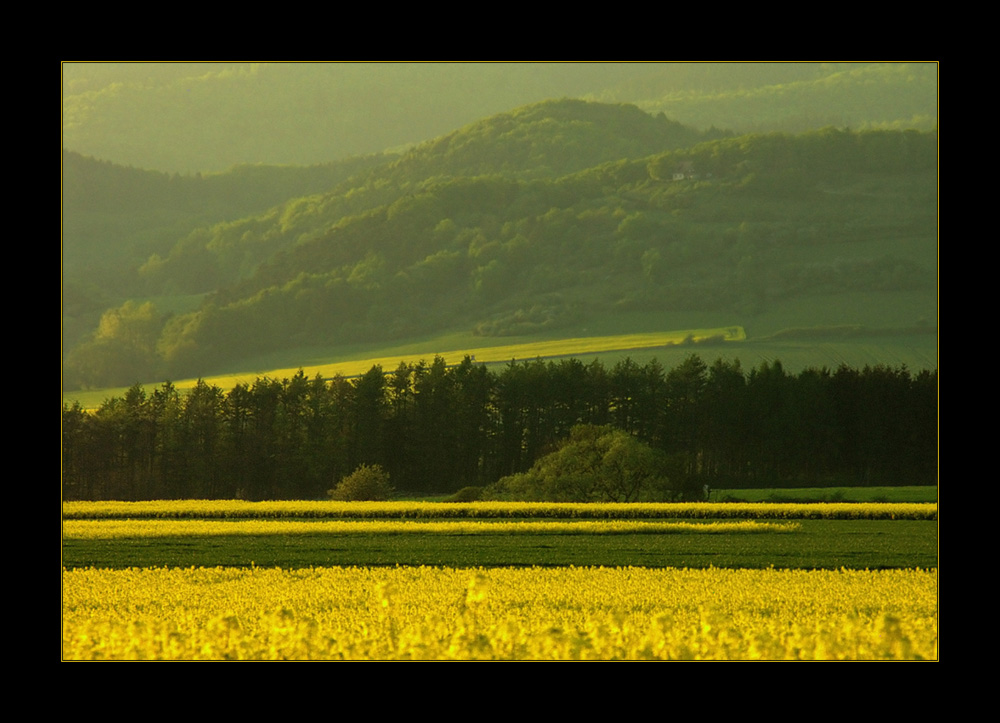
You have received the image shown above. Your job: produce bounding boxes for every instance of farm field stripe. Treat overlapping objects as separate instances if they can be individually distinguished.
[63,519,800,538]
[62,500,937,521]
[69,327,745,403]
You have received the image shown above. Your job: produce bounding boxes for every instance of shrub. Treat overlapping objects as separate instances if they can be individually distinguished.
[447,486,485,502]
[328,464,395,501]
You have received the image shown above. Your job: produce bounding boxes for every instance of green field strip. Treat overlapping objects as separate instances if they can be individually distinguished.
[60,519,938,570]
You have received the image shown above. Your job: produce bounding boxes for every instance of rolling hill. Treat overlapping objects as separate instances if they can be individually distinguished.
[62,85,937,392]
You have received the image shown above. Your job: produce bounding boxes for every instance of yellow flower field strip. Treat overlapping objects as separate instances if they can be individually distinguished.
[62,566,937,661]
[65,328,748,410]
[63,500,937,521]
[63,518,800,539]
[176,327,747,394]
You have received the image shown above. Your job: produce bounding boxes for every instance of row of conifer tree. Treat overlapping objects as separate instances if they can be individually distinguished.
[61,354,937,501]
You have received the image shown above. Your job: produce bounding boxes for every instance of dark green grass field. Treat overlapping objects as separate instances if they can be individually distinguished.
[62,519,937,570]
[711,486,937,503]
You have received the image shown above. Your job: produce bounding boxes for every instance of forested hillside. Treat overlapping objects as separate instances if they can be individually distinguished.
[62,149,390,354]
[62,149,388,277]
[63,99,937,390]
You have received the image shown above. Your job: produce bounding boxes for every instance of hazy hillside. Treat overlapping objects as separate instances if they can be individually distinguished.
[61,149,392,353]
[62,63,668,173]
[598,62,938,133]
[133,100,726,295]
[62,98,937,390]
[62,62,937,174]
[62,149,389,276]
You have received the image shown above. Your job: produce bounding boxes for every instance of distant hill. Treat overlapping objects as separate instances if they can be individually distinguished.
[62,149,389,276]
[62,149,391,350]
[62,99,937,390]
[133,100,727,294]
[597,62,938,134]
[62,62,937,173]
[62,63,667,173]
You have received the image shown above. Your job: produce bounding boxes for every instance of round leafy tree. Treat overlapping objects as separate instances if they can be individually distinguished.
[489,424,675,502]
[328,464,395,501]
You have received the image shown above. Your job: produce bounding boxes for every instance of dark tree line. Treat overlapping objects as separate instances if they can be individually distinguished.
[61,355,937,501]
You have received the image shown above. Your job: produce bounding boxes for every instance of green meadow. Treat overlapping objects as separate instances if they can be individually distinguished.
[712,486,937,504]
[61,518,936,571]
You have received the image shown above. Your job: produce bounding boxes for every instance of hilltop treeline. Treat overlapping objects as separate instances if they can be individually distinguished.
[61,355,937,501]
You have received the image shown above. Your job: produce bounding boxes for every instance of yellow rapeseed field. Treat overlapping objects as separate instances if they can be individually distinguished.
[62,566,937,660]
[63,519,799,538]
[61,500,937,520]
[183,327,748,394]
